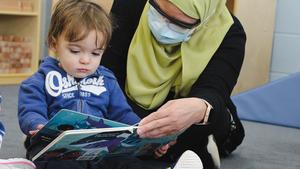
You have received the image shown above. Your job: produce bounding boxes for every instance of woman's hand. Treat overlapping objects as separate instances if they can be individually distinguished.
[29,124,44,136]
[137,98,207,138]
[154,140,177,158]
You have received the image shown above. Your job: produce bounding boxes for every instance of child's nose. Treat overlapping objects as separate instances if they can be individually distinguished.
[79,54,90,64]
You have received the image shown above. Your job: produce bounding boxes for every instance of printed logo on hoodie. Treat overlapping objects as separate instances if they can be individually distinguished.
[45,71,107,98]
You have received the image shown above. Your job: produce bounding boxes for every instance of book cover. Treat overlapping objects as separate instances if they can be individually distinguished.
[31,109,177,161]
[30,109,129,147]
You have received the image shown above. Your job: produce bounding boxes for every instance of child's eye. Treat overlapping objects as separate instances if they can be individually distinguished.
[91,50,104,56]
[92,52,101,56]
[69,49,80,54]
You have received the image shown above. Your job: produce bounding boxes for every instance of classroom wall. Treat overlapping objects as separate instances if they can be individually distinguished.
[270,0,300,81]
[231,0,276,94]
[40,0,300,82]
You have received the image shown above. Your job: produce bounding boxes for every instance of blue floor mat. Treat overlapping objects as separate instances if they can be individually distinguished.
[232,72,300,128]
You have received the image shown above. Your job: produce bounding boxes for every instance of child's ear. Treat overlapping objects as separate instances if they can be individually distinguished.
[48,36,57,52]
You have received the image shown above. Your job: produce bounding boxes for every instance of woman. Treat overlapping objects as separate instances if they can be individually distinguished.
[102,0,246,168]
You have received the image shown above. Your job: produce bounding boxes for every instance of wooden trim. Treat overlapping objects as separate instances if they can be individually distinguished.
[232,0,277,94]
[0,73,34,85]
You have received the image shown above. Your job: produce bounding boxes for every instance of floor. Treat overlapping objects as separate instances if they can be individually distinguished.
[0,85,299,169]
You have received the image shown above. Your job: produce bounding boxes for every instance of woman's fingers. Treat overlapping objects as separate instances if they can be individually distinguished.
[139,110,168,126]
[154,144,170,158]
[138,115,174,138]
[138,98,207,138]
[138,116,191,138]
[140,108,184,137]
[139,100,175,126]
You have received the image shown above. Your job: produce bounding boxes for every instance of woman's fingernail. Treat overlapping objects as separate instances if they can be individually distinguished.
[137,129,143,136]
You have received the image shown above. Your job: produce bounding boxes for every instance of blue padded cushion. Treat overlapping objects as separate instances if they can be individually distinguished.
[232,72,300,128]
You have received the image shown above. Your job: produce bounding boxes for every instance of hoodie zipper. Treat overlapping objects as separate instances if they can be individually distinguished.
[77,83,83,112]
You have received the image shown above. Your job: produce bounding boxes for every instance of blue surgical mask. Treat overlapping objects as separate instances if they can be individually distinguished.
[147,6,195,44]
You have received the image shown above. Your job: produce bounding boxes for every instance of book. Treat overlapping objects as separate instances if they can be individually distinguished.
[30,109,177,161]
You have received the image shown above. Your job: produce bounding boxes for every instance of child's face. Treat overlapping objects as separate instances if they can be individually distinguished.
[51,30,104,78]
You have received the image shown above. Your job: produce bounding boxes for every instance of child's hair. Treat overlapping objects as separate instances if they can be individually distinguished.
[48,0,112,49]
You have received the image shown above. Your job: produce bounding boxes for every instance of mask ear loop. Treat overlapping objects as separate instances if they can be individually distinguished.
[187,26,197,36]
[195,8,217,31]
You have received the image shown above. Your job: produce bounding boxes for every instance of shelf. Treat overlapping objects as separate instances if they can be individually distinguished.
[0,0,41,85]
[0,11,38,16]
[0,72,34,85]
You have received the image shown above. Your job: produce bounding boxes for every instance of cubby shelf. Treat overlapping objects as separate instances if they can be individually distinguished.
[0,11,38,16]
[0,0,41,85]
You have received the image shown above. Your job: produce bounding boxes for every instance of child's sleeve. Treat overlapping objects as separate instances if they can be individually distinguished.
[0,121,5,149]
[107,80,141,125]
[0,96,5,146]
[18,78,49,135]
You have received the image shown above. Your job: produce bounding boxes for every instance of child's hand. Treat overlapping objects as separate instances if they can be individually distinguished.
[29,124,44,136]
[154,140,177,158]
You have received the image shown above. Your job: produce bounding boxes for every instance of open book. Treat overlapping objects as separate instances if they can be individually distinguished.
[30,109,177,161]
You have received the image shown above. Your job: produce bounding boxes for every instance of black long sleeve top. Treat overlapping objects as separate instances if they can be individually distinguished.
[101,0,246,123]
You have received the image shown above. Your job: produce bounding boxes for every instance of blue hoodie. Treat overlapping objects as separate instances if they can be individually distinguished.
[0,95,5,148]
[18,57,140,135]
[0,121,4,149]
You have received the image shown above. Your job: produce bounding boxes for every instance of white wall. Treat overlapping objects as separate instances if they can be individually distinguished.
[270,0,300,81]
